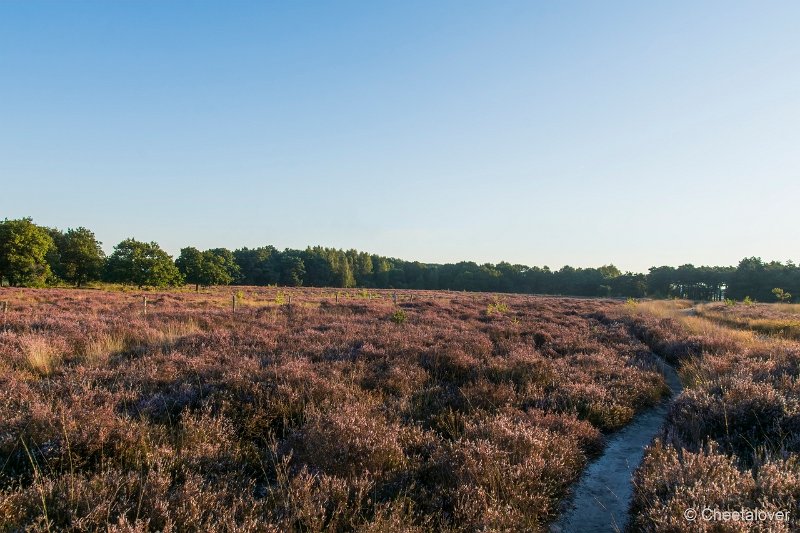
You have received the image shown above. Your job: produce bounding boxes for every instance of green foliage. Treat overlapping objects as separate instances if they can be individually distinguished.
[175,247,203,288]
[280,254,306,287]
[487,299,510,315]
[0,218,55,287]
[391,308,407,324]
[58,227,105,286]
[275,291,285,305]
[176,247,238,290]
[598,264,622,278]
[771,287,791,303]
[233,246,278,285]
[724,298,736,307]
[5,217,800,303]
[743,296,754,306]
[105,239,183,288]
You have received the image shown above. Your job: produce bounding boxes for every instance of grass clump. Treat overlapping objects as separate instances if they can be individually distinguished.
[19,334,60,376]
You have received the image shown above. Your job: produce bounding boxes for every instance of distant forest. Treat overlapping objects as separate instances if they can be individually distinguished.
[1,217,797,302]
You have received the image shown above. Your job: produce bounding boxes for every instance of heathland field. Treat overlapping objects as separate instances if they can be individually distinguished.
[0,288,798,531]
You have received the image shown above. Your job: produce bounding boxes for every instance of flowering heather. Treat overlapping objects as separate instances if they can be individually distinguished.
[0,288,670,531]
[621,301,800,532]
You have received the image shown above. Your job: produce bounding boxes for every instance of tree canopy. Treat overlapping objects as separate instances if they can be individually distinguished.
[57,227,105,287]
[177,247,240,290]
[105,238,183,288]
[0,218,55,287]
[2,217,799,303]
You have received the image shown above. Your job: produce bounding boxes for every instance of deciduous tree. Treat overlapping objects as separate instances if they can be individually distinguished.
[105,238,183,288]
[58,227,105,287]
[0,218,55,286]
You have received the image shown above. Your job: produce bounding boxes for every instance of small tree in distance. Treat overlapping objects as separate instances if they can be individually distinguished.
[772,287,792,303]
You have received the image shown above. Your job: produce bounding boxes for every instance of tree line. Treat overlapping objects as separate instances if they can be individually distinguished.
[1,217,797,301]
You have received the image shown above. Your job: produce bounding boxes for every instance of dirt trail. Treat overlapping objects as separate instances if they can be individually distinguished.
[550,360,683,532]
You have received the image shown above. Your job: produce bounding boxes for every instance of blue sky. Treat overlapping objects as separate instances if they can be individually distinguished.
[1,1,798,272]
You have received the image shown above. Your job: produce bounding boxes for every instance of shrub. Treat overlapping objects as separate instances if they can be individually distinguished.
[290,404,408,478]
[2,287,765,531]
[486,299,510,315]
[391,308,407,324]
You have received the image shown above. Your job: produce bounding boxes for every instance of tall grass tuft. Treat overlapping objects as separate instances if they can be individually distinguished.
[19,334,60,376]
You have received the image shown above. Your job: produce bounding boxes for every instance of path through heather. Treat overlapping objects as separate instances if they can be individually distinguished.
[550,359,683,532]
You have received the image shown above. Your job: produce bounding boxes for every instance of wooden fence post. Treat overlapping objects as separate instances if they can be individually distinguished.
[143,296,147,316]
[232,293,236,314]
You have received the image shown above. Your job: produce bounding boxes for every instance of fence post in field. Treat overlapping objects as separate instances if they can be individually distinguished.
[232,293,236,314]
[392,292,397,305]
[288,295,292,306]
[143,296,147,316]
[335,292,338,303]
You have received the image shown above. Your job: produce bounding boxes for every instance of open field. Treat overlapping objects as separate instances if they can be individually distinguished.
[696,302,800,340]
[0,288,797,531]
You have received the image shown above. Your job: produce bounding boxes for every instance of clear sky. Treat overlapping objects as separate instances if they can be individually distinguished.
[1,1,798,273]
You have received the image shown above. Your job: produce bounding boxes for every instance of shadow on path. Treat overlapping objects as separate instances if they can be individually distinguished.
[550,359,683,532]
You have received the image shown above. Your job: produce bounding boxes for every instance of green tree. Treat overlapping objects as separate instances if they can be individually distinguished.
[335,255,356,288]
[233,246,278,285]
[0,218,55,286]
[105,238,183,288]
[280,253,306,287]
[44,227,65,281]
[175,247,204,290]
[58,227,105,287]
[353,251,373,285]
[598,264,622,279]
[207,248,240,283]
[199,251,235,287]
[176,247,238,290]
[772,287,792,303]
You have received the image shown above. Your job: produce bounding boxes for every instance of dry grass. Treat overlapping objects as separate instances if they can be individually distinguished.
[626,298,693,319]
[697,302,800,340]
[774,303,800,315]
[18,334,60,376]
[80,332,127,364]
